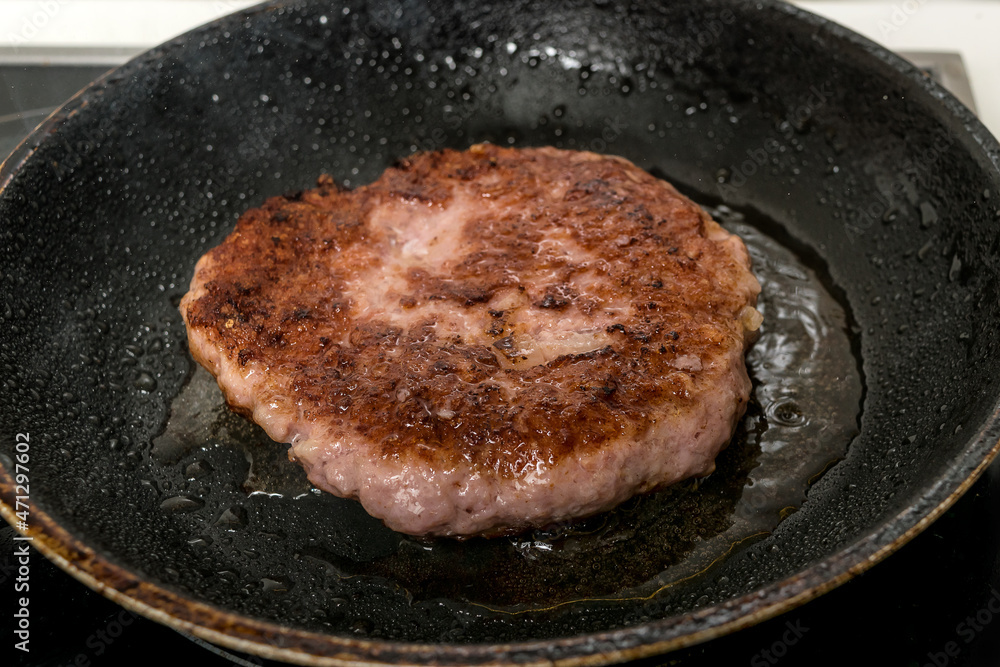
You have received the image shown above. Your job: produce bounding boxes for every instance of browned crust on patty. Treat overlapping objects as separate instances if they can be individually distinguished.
[182,144,759,480]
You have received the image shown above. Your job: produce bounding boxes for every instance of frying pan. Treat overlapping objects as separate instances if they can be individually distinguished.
[2,0,1000,664]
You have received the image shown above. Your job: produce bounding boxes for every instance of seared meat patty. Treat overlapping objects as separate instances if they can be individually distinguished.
[180,144,762,537]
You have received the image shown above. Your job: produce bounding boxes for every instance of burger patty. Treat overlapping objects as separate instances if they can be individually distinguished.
[180,144,762,538]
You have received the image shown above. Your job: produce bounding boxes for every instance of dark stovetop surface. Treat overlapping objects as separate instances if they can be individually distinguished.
[3,460,999,667]
[2,60,1000,667]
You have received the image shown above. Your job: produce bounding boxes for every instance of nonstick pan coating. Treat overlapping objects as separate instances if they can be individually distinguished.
[2,0,1000,664]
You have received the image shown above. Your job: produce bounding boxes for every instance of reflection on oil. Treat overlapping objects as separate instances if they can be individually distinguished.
[153,202,862,610]
[301,204,862,609]
[152,367,312,498]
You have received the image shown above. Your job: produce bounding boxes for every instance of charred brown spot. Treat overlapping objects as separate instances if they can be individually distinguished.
[431,360,455,374]
[493,336,515,352]
[596,379,618,398]
[564,178,613,202]
[535,286,575,310]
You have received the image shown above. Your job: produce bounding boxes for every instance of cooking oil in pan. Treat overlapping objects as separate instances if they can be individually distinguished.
[150,199,863,610]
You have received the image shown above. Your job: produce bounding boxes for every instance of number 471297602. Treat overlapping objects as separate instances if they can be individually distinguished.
[14,432,29,529]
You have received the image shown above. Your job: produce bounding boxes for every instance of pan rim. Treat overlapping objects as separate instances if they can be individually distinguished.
[3,0,1000,664]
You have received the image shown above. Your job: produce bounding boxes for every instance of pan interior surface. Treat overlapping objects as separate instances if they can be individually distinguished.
[1,0,1000,662]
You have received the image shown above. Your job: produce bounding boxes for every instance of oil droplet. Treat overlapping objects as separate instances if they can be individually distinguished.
[215,506,248,530]
[133,371,157,392]
[262,576,292,594]
[919,201,938,228]
[185,459,212,479]
[949,255,962,282]
[768,397,807,427]
[160,495,204,513]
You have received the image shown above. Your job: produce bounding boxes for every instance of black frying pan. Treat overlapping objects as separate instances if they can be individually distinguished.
[2,0,1000,664]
